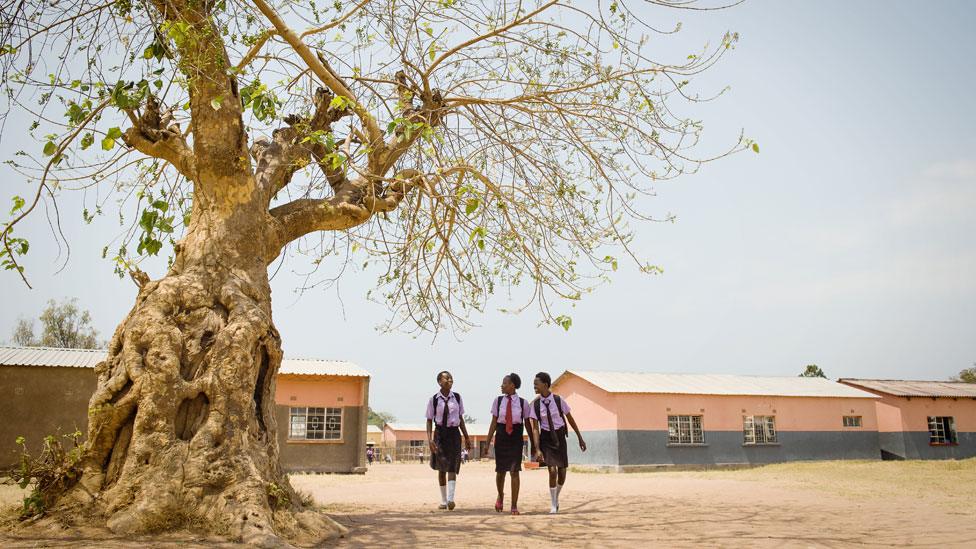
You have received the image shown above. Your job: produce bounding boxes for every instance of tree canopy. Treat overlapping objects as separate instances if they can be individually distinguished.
[799,364,826,378]
[1,0,750,334]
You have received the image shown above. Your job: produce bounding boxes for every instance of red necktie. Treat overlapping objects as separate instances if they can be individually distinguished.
[505,396,514,435]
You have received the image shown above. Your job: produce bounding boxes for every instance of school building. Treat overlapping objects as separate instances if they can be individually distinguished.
[366,424,384,447]
[552,370,882,470]
[0,346,370,473]
[838,378,976,460]
[381,422,528,461]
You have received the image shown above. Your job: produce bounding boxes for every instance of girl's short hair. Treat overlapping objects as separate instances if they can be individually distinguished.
[437,370,452,382]
[507,373,522,389]
[535,371,552,387]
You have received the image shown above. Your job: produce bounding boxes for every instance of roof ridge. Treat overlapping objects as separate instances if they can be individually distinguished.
[0,345,106,352]
[568,369,835,380]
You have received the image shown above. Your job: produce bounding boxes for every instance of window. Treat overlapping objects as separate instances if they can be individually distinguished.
[928,416,957,445]
[843,416,862,428]
[743,415,777,444]
[289,407,342,440]
[668,415,704,444]
[408,440,425,448]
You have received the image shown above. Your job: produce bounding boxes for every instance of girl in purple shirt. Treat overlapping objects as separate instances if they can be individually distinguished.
[425,370,471,510]
[485,373,532,515]
[528,371,586,514]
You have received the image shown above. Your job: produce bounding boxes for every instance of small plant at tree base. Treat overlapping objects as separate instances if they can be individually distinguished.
[7,430,84,519]
[265,482,291,509]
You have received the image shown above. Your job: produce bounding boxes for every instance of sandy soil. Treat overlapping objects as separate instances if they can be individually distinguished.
[2,459,974,547]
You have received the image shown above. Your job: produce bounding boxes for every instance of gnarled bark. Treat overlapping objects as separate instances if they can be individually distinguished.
[46,208,344,547]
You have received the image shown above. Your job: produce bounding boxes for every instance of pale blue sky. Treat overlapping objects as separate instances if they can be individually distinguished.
[2,1,974,424]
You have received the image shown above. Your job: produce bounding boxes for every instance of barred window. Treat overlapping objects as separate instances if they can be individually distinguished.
[409,439,425,448]
[842,416,862,428]
[928,416,956,445]
[668,415,704,444]
[289,407,342,440]
[743,415,777,444]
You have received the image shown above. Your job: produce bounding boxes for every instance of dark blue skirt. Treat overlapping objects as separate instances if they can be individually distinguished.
[494,422,524,472]
[430,426,462,473]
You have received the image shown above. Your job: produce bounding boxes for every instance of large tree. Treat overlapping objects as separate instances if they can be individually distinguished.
[0,0,748,544]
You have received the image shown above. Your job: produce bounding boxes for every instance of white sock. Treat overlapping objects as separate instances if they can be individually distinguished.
[447,480,456,502]
[556,484,563,497]
[439,484,447,504]
[550,486,559,509]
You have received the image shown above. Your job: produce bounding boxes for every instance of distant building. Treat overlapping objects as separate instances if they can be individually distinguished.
[366,424,383,447]
[0,346,370,473]
[382,423,429,461]
[838,379,976,460]
[552,370,881,470]
[382,422,527,461]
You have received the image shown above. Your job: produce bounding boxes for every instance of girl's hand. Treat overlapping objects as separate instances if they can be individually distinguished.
[429,441,438,455]
[579,439,587,452]
[534,450,545,462]
[464,438,472,451]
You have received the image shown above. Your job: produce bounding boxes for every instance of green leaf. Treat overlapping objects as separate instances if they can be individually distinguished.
[9,195,25,215]
[80,133,94,150]
[464,198,479,215]
[751,142,760,153]
[101,136,116,151]
[106,127,122,139]
[43,141,57,156]
[150,200,168,213]
[210,96,223,111]
[554,315,573,331]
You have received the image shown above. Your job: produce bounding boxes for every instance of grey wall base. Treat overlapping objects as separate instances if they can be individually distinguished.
[880,431,976,460]
[568,430,882,467]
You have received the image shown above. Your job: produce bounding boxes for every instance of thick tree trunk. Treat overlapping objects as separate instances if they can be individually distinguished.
[52,211,343,546]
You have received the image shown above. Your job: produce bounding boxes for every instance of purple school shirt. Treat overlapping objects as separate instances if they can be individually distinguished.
[527,394,571,431]
[425,391,464,427]
[489,394,527,424]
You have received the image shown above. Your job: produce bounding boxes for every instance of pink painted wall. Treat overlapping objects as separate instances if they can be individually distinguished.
[554,373,879,432]
[872,394,976,432]
[551,375,619,430]
[274,375,366,407]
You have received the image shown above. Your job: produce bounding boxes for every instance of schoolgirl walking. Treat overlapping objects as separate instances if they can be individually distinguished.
[425,370,472,510]
[484,373,532,515]
[527,371,586,514]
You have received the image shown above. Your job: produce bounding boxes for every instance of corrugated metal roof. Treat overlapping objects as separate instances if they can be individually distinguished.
[385,422,494,437]
[367,424,383,433]
[0,346,107,368]
[278,357,369,378]
[839,378,976,398]
[0,346,368,378]
[558,370,879,399]
[385,423,429,433]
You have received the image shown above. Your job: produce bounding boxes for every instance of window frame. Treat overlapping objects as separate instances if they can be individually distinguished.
[288,406,343,442]
[667,414,706,445]
[927,416,957,446]
[743,415,778,445]
[842,415,862,428]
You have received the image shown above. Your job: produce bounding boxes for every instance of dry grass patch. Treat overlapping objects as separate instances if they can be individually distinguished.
[690,458,976,510]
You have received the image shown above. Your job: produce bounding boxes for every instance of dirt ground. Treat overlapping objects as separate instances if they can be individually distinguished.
[2,459,975,547]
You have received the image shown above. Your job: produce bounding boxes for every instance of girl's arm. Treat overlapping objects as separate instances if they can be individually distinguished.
[459,416,472,450]
[426,418,437,454]
[566,412,587,451]
[529,418,544,460]
[485,415,498,448]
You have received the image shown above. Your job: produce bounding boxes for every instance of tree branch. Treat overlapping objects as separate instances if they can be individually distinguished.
[269,170,423,249]
[121,96,195,179]
[250,0,385,152]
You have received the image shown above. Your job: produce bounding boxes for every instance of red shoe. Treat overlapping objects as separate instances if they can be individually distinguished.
[511,508,520,515]
[494,498,503,512]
